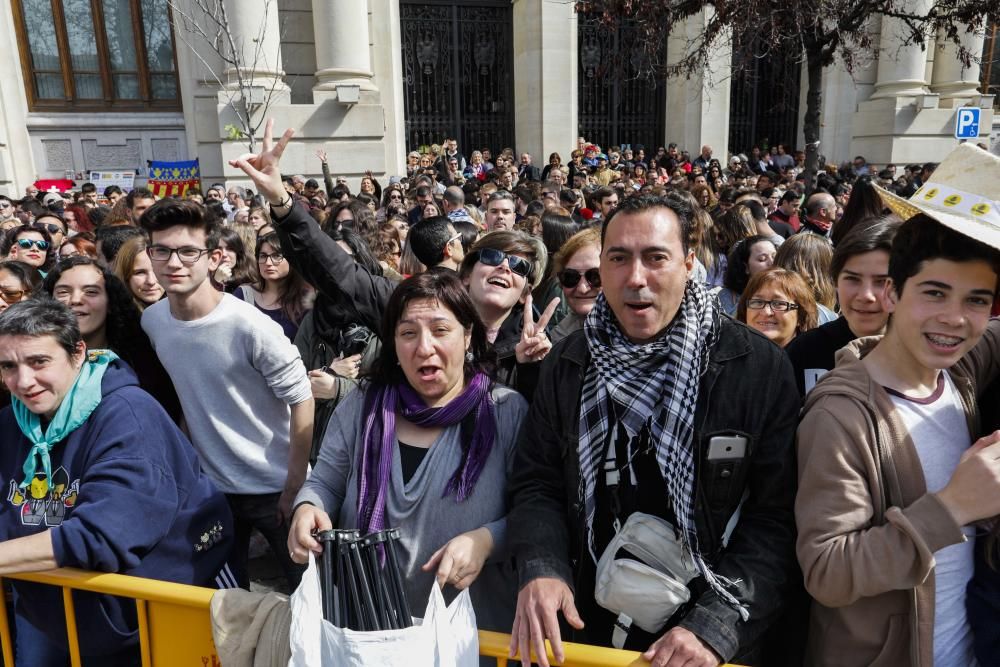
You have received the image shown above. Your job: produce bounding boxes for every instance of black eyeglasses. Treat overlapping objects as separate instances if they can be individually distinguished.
[41,223,64,235]
[559,268,601,289]
[258,251,285,265]
[16,238,49,251]
[475,247,532,279]
[147,245,212,264]
[746,298,800,312]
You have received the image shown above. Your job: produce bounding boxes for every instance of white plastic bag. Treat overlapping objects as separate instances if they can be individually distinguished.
[288,554,479,666]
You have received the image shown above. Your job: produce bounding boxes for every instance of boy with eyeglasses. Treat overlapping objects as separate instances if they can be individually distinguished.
[138,198,313,591]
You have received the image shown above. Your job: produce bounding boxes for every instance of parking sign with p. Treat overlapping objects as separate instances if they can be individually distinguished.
[955,107,981,140]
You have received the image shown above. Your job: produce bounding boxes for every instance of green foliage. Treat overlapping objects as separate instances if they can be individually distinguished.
[224,124,246,141]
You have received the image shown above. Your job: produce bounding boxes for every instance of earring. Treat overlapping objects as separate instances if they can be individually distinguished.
[465,350,474,363]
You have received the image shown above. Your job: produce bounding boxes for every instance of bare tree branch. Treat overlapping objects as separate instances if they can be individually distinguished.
[579,0,990,192]
[167,0,285,152]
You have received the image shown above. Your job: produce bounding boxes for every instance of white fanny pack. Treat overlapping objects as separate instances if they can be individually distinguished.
[594,512,699,648]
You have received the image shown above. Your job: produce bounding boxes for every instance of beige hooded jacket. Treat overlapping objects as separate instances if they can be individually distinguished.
[795,319,1000,666]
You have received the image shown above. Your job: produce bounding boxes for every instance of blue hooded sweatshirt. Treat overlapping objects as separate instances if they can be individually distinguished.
[0,359,234,656]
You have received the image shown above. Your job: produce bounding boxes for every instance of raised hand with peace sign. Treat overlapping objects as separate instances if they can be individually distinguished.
[228,118,295,211]
[515,293,560,364]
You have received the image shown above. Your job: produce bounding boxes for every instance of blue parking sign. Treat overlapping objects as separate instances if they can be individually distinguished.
[955,107,981,139]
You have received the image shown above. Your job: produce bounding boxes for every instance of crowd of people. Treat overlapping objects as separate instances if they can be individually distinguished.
[1,119,999,667]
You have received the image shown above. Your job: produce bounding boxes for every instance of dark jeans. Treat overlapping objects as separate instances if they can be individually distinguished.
[15,613,139,667]
[226,492,304,591]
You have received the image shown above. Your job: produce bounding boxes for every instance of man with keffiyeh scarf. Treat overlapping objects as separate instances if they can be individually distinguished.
[508,195,800,667]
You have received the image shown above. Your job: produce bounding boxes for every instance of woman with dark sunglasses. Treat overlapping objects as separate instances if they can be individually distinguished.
[0,260,43,411]
[549,227,602,344]
[230,120,557,404]
[4,223,54,274]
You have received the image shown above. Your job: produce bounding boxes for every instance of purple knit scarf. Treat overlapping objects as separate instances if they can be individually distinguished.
[357,372,496,535]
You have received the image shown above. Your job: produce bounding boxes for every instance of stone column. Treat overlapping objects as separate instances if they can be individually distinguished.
[222,0,288,94]
[664,10,730,158]
[869,0,934,99]
[312,0,377,91]
[930,28,985,103]
[513,0,578,163]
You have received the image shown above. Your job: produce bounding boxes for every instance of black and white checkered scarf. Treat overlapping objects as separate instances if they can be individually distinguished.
[581,280,749,620]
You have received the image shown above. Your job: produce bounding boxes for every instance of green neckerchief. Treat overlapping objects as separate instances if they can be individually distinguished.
[12,348,118,489]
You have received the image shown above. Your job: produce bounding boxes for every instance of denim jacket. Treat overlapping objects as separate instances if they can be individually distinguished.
[508,316,800,662]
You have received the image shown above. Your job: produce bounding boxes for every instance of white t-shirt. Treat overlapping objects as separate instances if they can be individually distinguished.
[142,294,312,493]
[887,372,977,667]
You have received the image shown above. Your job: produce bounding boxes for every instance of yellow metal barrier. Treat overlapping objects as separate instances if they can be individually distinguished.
[0,568,735,666]
[0,569,218,667]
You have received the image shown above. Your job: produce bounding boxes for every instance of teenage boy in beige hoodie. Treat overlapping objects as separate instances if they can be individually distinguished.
[796,212,1000,667]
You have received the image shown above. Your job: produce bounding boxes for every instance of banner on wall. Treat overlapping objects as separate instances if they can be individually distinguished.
[148,159,201,198]
[88,171,136,193]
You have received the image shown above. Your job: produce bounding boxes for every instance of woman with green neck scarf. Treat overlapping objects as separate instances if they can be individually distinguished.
[0,298,235,666]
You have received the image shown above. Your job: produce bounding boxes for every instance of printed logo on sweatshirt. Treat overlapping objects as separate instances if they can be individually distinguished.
[7,467,80,527]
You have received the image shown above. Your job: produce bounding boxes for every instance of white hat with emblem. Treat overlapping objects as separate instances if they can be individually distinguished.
[877,143,1000,250]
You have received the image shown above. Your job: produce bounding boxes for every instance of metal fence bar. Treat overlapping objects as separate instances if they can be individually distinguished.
[0,569,743,667]
[478,630,647,666]
[62,587,82,667]
[0,578,15,667]
[136,598,152,667]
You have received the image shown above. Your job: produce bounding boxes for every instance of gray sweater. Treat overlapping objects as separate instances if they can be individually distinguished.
[296,383,528,632]
[142,294,312,493]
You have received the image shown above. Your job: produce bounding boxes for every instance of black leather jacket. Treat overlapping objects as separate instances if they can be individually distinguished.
[508,317,800,663]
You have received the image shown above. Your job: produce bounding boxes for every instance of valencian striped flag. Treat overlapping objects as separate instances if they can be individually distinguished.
[148,159,201,198]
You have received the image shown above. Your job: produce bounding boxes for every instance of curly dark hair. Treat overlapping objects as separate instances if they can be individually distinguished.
[41,256,146,365]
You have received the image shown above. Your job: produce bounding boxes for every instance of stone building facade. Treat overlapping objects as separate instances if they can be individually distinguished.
[0,0,994,196]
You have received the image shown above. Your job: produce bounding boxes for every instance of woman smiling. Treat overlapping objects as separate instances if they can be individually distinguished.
[43,257,182,423]
[737,268,818,349]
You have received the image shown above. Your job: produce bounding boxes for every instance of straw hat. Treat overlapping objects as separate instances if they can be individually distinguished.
[877,144,1000,250]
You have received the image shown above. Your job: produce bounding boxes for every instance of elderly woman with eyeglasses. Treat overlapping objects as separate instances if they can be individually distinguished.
[737,268,818,349]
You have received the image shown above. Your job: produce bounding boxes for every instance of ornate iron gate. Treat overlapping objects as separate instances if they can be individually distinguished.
[400,1,514,154]
[578,13,666,152]
[728,37,802,154]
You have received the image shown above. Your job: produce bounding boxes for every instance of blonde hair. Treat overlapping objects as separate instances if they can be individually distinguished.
[111,235,154,311]
[553,227,601,276]
[774,233,836,309]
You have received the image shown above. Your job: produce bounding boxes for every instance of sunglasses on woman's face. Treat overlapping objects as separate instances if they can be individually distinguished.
[16,238,49,251]
[0,289,25,302]
[475,247,531,279]
[559,268,601,289]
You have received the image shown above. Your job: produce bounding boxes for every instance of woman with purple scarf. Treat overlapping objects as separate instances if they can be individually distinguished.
[289,270,528,632]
